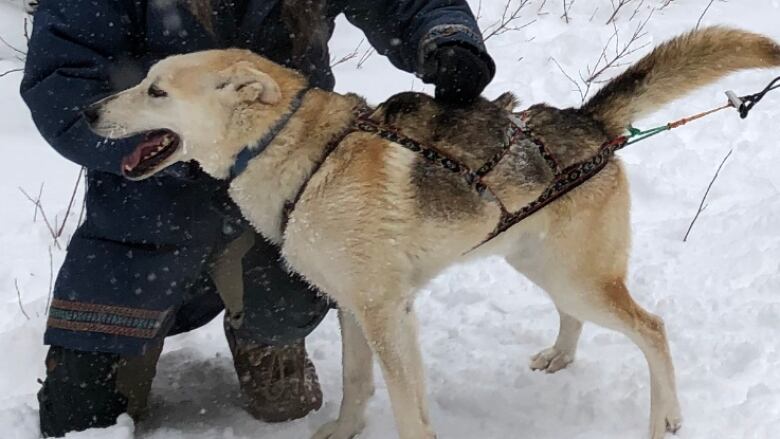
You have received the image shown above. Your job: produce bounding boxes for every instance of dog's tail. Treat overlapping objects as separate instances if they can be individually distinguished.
[583,27,780,136]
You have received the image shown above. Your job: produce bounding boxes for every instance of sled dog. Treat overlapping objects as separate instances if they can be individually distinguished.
[86,27,780,439]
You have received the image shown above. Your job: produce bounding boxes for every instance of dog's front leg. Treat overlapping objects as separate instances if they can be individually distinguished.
[358,300,435,439]
[312,309,375,439]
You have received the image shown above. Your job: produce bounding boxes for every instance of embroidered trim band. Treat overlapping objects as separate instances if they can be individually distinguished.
[47,299,171,339]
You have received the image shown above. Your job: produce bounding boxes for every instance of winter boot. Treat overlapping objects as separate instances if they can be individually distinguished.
[225,325,323,422]
[38,344,162,438]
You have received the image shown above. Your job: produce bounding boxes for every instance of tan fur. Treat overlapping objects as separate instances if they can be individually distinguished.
[87,27,780,439]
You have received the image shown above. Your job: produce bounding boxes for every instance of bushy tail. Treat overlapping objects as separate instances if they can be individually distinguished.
[583,27,780,136]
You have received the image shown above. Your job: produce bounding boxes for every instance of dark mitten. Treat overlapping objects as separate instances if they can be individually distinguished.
[429,44,493,106]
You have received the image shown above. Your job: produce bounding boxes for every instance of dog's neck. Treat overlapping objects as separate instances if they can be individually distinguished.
[228,87,310,180]
[227,88,366,243]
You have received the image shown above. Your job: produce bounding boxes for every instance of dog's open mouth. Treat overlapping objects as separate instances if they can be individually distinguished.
[121,130,181,179]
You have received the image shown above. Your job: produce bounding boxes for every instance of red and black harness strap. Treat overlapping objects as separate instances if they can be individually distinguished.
[281,107,522,233]
[280,107,628,250]
[474,133,629,250]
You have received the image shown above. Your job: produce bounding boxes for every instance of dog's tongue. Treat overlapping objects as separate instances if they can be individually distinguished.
[121,147,144,172]
[121,133,166,172]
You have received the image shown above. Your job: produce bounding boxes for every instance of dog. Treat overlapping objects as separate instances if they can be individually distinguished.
[86,27,780,439]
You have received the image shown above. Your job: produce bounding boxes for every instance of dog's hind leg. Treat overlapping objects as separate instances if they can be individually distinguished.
[529,307,582,373]
[582,278,682,439]
[528,272,681,439]
[312,309,375,439]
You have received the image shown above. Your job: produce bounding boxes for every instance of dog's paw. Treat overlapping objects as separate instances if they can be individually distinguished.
[650,408,683,439]
[530,347,575,373]
[311,419,365,439]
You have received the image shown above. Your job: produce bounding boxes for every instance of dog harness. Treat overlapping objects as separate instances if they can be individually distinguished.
[233,76,779,252]
[277,103,631,251]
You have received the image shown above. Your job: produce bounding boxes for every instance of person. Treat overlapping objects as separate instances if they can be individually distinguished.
[20,0,495,437]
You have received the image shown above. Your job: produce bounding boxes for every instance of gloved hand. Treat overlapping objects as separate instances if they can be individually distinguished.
[426,44,494,106]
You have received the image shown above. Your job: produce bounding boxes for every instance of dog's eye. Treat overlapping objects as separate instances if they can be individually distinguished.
[148,84,168,98]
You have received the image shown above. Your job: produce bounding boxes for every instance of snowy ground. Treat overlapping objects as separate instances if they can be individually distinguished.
[1,1,779,438]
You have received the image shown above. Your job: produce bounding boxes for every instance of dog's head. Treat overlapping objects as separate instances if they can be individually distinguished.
[86,49,306,180]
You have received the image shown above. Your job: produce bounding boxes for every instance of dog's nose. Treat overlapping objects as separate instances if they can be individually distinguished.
[82,105,100,126]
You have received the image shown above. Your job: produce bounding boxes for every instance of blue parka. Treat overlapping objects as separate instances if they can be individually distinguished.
[21,0,493,355]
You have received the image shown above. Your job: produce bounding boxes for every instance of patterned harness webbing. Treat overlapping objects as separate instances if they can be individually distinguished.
[281,107,630,251]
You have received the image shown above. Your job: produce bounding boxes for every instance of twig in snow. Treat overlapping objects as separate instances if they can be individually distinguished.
[15,279,31,321]
[561,0,572,24]
[606,0,633,25]
[550,56,586,102]
[589,7,600,23]
[32,182,43,222]
[356,47,375,69]
[46,245,54,314]
[24,17,31,44]
[537,0,549,16]
[56,167,84,239]
[483,0,534,41]
[695,0,716,30]
[19,187,61,249]
[0,68,24,78]
[76,172,88,234]
[683,149,733,242]
[585,11,653,84]
[552,9,653,103]
[0,33,25,56]
[330,39,363,68]
[629,0,646,21]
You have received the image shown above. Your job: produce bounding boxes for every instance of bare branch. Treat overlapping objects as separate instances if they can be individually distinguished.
[629,0,646,21]
[683,149,733,242]
[606,0,633,25]
[0,68,23,78]
[46,245,54,313]
[0,34,25,56]
[589,6,600,22]
[32,182,43,222]
[550,56,586,102]
[24,17,31,44]
[15,279,31,321]
[19,186,60,249]
[537,0,549,15]
[696,0,716,30]
[585,10,652,84]
[330,38,365,68]
[561,0,572,24]
[483,0,533,41]
[56,167,84,238]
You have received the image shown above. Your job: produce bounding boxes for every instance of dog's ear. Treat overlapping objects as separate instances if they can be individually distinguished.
[218,61,282,105]
[493,92,519,112]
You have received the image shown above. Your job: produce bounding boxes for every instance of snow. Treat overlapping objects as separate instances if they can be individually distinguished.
[1,1,779,438]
